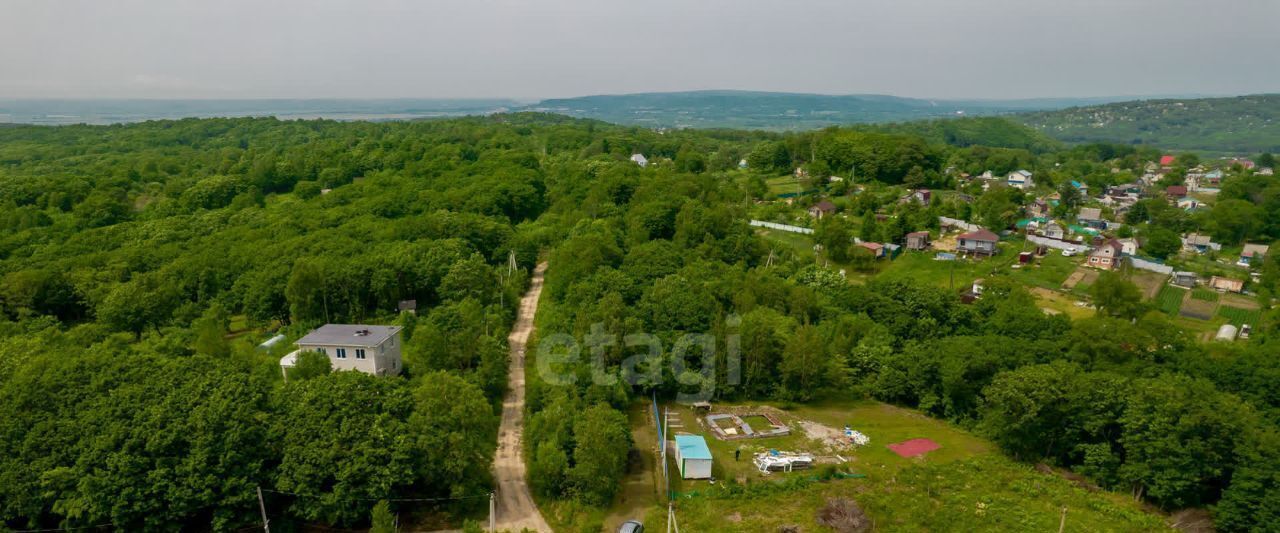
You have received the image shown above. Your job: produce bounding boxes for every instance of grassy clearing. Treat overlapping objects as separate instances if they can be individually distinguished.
[1155,285,1188,315]
[1030,287,1094,320]
[765,176,805,196]
[1219,306,1262,326]
[626,399,1163,533]
[740,414,774,431]
[875,250,1014,290]
[756,228,815,260]
[1005,250,1083,290]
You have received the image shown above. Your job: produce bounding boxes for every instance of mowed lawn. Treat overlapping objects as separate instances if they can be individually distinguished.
[636,399,1165,533]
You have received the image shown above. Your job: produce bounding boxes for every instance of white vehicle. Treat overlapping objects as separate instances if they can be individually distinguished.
[1062,247,1079,257]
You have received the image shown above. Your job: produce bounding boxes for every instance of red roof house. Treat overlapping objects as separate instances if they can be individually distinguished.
[1166,185,1188,199]
[1160,155,1177,167]
[858,242,885,258]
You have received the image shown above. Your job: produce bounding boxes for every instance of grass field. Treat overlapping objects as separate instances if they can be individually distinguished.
[875,250,1015,290]
[765,176,806,196]
[756,228,817,261]
[624,399,1165,533]
[1155,285,1188,315]
[1030,287,1094,320]
[1005,250,1083,290]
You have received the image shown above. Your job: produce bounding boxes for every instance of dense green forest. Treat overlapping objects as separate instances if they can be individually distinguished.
[2,114,1280,531]
[1019,94,1280,153]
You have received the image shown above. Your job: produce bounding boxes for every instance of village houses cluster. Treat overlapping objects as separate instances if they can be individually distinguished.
[786,154,1272,298]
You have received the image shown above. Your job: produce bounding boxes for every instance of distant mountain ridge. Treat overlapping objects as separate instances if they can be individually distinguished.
[1016,94,1280,153]
[520,90,1146,130]
[6,91,1275,154]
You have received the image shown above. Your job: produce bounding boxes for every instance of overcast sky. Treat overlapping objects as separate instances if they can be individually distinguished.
[2,0,1278,100]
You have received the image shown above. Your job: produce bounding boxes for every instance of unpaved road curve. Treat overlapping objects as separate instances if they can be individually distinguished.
[493,262,551,532]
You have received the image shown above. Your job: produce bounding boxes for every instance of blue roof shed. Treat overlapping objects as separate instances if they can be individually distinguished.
[674,435,713,479]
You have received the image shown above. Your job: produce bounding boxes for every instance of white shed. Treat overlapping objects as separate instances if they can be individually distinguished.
[1216,324,1239,342]
[674,435,712,479]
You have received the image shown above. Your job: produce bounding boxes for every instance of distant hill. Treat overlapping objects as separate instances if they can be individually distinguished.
[1018,94,1280,154]
[0,98,523,125]
[857,117,1061,152]
[522,90,1130,131]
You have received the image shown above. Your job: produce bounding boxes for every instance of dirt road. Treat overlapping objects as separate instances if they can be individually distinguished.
[492,262,551,532]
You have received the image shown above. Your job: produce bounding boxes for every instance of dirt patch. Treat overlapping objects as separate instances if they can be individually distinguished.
[1180,298,1217,321]
[1062,267,1098,290]
[1129,271,1168,299]
[933,234,959,252]
[799,420,854,452]
[1221,292,1261,310]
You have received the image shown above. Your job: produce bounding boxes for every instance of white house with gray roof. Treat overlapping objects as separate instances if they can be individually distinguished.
[280,324,404,378]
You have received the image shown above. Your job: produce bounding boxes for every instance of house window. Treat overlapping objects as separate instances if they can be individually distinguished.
[336,348,347,359]
[356,349,366,360]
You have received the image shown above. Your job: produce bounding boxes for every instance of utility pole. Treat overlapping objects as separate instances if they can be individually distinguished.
[489,492,496,532]
[256,485,270,533]
[1058,506,1067,533]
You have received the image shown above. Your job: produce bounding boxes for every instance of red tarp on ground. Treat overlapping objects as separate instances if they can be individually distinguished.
[888,438,940,458]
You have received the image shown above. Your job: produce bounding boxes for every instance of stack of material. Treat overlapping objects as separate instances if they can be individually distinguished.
[753,450,814,473]
[844,427,870,446]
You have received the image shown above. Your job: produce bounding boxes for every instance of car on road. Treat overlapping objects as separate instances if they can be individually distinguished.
[618,520,644,533]
[1062,247,1079,256]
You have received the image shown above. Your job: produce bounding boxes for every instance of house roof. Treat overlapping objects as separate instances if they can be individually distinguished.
[1078,207,1102,220]
[674,435,712,460]
[959,229,999,242]
[906,231,930,238]
[1184,233,1214,246]
[1210,275,1244,287]
[859,242,884,251]
[1166,185,1188,196]
[1095,239,1124,253]
[1160,155,1176,166]
[1242,243,1270,257]
[296,324,403,347]
[811,200,836,212]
